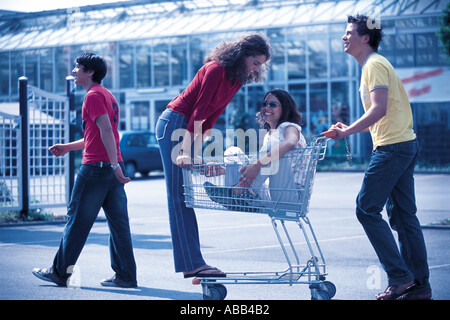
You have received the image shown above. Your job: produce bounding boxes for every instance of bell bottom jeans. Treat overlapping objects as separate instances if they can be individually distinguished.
[52,162,137,286]
[156,108,206,272]
[356,139,430,293]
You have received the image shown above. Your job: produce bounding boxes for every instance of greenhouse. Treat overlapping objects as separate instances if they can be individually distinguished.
[0,0,448,163]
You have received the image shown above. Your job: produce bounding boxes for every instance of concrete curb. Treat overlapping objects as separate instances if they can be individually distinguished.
[0,217,107,228]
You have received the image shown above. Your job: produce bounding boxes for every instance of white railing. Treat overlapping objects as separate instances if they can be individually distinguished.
[27,85,70,209]
[0,83,70,213]
[0,112,22,211]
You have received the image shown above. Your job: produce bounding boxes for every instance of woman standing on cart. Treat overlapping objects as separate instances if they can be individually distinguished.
[156,33,271,278]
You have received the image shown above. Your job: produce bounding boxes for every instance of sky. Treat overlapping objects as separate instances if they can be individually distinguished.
[0,0,131,13]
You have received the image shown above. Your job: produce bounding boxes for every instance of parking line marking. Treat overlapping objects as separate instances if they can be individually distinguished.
[429,264,450,269]
[204,234,367,254]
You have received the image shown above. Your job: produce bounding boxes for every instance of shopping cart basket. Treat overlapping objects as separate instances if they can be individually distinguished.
[182,135,336,300]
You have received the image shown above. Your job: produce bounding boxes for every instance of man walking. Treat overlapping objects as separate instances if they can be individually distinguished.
[32,53,137,288]
[328,15,431,300]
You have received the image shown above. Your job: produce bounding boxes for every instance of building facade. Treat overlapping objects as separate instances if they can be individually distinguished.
[0,0,449,163]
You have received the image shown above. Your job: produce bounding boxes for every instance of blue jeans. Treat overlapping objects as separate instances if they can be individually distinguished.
[156,109,206,272]
[356,139,430,293]
[52,162,137,285]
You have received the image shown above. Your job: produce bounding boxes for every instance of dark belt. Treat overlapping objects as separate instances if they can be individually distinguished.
[376,138,417,151]
[89,161,112,168]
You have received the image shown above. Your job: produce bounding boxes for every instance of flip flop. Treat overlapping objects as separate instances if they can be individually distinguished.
[183,267,226,278]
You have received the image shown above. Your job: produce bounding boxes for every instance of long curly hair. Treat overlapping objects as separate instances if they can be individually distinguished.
[204,33,271,84]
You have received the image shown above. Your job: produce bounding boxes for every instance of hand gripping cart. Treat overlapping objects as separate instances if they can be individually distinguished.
[182,135,336,300]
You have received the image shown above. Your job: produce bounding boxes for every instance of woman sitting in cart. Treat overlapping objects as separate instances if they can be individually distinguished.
[204,88,308,211]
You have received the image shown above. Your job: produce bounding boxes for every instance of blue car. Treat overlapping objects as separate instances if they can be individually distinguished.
[119,131,163,178]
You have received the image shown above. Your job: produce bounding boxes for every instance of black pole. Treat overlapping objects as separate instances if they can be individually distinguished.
[66,76,75,193]
[19,76,28,220]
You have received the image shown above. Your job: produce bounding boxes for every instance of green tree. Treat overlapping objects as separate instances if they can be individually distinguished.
[437,2,450,63]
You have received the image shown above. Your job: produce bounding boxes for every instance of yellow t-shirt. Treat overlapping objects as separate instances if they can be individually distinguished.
[360,53,416,149]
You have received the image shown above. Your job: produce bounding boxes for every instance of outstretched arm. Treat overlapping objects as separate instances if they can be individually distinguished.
[49,139,84,157]
[330,88,388,139]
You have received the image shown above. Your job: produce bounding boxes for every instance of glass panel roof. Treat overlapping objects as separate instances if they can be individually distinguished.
[0,0,446,51]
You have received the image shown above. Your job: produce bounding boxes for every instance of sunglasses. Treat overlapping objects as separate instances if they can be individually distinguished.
[260,101,279,109]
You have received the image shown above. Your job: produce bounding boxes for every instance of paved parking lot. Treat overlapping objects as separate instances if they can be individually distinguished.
[0,171,448,302]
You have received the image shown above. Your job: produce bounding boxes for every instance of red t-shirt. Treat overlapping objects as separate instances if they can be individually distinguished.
[81,84,123,164]
[168,61,243,133]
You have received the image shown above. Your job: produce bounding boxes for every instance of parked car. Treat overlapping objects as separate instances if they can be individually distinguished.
[119,131,163,178]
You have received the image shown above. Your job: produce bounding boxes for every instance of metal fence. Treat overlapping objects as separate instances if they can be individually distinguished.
[0,111,22,211]
[27,85,70,210]
[0,78,70,214]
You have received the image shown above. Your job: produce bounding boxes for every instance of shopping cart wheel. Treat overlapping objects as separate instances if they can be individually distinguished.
[203,284,227,300]
[311,289,330,300]
[321,281,336,299]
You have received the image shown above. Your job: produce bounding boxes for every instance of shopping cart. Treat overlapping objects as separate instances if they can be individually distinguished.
[182,135,336,300]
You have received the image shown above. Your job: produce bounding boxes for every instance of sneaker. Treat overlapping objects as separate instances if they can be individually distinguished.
[232,190,261,212]
[32,268,68,287]
[203,182,261,212]
[100,275,137,288]
[203,182,233,208]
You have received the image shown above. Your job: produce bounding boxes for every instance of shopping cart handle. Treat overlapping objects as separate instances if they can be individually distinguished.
[322,129,338,138]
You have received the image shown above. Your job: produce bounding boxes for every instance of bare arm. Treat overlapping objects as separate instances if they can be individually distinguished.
[257,126,299,167]
[95,114,130,184]
[49,139,84,157]
[238,126,300,186]
[331,88,388,139]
